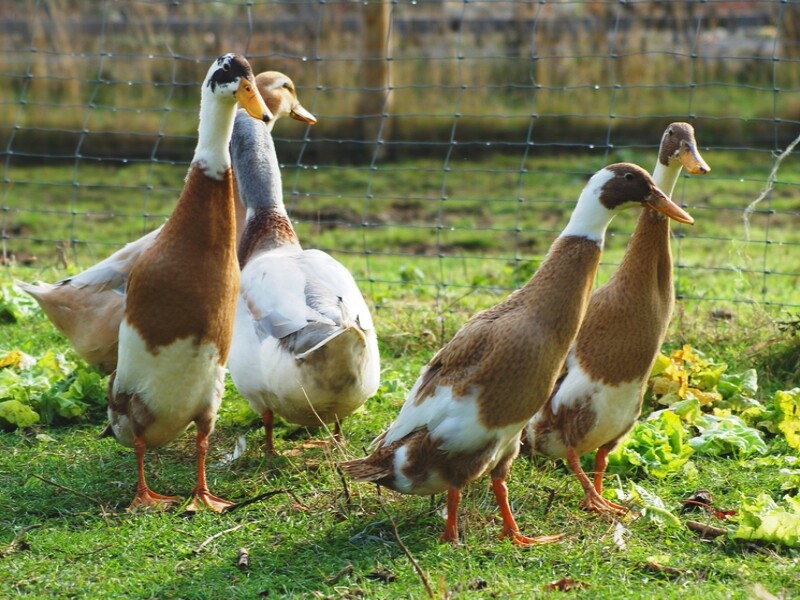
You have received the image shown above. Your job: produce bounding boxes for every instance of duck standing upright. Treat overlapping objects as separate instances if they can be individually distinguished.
[341,163,694,544]
[15,71,314,375]
[106,54,271,512]
[227,108,380,455]
[523,123,709,514]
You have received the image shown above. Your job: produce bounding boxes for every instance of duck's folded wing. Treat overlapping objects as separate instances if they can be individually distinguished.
[299,249,374,331]
[64,226,163,293]
[240,254,336,340]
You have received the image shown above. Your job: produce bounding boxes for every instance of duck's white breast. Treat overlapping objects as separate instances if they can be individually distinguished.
[531,352,645,457]
[385,383,526,494]
[113,320,226,446]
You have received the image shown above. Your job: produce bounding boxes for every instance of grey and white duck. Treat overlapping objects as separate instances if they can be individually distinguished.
[227,108,380,455]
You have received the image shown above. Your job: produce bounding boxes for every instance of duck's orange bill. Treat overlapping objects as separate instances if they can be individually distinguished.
[238,78,273,123]
[646,188,695,225]
[680,143,711,176]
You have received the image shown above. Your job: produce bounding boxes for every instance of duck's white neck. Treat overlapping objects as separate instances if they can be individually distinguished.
[192,88,237,180]
[559,169,616,246]
[652,158,682,198]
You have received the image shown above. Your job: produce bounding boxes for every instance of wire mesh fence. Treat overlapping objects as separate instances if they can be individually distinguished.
[2,0,799,321]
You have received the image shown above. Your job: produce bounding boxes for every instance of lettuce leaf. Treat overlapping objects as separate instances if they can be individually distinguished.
[607,410,694,478]
[0,399,40,429]
[733,493,800,548]
[627,483,681,528]
[773,388,800,450]
[689,414,768,457]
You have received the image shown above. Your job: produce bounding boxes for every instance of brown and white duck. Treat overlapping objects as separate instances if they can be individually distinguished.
[523,123,709,514]
[15,71,315,375]
[227,107,380,454]
[340,163,693,544]
[105,54,271,512]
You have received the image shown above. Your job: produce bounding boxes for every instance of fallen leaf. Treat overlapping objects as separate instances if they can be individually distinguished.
[544,577,589,592]
[643,560,684,577]
[366,569,397,583]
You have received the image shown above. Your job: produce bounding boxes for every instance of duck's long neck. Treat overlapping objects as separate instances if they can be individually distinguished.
[559,178,618,247]
[232,111,300,265]
[611,159,683,296]
[192,90,236,180]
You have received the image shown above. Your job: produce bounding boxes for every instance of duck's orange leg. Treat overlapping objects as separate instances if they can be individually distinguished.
[492,478,564,545]
[128,435,177,511]
[186,430,234,513]
[262,409,276,455]
[440,487,461,543]
[592,446,612,494]
[566,447,625,514]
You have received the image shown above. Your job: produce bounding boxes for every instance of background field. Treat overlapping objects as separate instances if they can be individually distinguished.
[1,1,799,598]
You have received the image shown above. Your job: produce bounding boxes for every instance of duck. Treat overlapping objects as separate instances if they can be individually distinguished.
[340,163,694,545]
[226,108,380,455]
[522,123,709,514]
[15,71,316,375]
[105,53,271,512]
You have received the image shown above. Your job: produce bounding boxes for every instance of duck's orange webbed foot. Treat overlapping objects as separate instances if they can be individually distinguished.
[127,488,178,511]
[579,488,628,515]
[499,524,565,546]
[492,478,564,546]
[186,488,235,513]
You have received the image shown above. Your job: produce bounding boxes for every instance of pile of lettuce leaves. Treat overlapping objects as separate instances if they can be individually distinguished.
[602,345,799,547]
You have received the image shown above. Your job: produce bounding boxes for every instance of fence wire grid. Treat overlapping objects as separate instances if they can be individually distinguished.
[1,0,799,321]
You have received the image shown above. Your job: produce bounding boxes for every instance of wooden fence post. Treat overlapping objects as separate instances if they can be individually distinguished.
[357,0,393,159]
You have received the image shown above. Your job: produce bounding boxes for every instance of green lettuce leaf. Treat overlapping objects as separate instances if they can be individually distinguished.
[733,493,800,548]
[607,410,694,478]
[689,414,768,457]
[0,399,40,429]
[37,368,107,423]
[627,483,681,528]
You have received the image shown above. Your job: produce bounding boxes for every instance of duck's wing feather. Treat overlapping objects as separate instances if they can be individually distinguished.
[299,249,374,331]
[379,314,498,447]
[63,226,163,293]
[239,252,331,339]
[240,248,373,340]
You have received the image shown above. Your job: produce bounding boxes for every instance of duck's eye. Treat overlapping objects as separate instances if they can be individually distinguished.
[283,82,292,90]
[222,62,231,72]
[667,128,674,136]
[624,172,634,181]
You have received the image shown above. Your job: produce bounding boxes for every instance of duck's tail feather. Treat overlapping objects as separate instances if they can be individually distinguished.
[339,436,404,483]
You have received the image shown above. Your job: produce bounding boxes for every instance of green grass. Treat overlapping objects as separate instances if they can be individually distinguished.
[1,148,799,597]
[0,266,799,598]
[5,148,799,312]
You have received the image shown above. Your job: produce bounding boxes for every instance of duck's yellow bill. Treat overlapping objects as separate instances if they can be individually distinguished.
[237,78,273,123]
